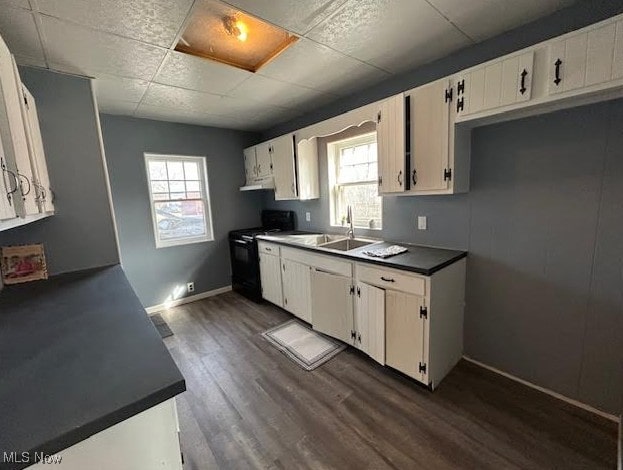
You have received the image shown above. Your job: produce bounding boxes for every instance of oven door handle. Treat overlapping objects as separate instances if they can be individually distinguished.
[232,239,251,246]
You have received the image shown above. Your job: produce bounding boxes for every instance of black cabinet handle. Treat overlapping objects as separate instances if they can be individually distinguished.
[554,58,562,86]
[265,247,272,252]
[519,69,528,95]
[397,170,403,187]
[380,276,395,283]
[411,169,417,186]
[2,162,19,205]
[18,173,31,197]
[357,333,361,343]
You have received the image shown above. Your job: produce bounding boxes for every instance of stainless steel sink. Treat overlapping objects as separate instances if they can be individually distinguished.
[319,238,377,251]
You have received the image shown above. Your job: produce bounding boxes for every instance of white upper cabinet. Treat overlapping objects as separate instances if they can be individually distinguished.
[271,134,297,200]
[376,93,406,194]
[406,78,452,193]
[0,34,31,219]
[456,50,534,119]
[243,146,257,183]
[255,141,273,179]
[295,137,319,200]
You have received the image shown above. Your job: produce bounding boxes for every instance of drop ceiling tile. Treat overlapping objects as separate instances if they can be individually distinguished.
[135,103,255,129]
[228,74,337,110]
[92,75,149,103]
[427,0,577,42]
[222,0,348,35]
[33,0,194,47]
[2,1,31,10]
[306,0,471,74]
[154,51,252,95]
[0,7,46,64]
[97,99,139,116]
[13,54,46,68]
[40,16,167,80]
[258,38,390,96]
[141,83,224,113]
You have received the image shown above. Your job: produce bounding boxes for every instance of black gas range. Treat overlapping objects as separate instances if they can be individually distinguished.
[229,210,295,302]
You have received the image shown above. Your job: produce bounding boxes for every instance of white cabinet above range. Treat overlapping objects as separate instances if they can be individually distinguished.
[240,133,319,200]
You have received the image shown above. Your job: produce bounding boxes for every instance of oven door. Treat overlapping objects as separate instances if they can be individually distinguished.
[229,237,259,289]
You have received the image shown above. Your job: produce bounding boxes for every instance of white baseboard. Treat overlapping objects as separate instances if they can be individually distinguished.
[145,285,232,314]
[463,356,620,423]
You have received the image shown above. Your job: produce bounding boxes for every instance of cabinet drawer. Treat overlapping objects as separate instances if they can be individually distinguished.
[356,264,426,296]
[281,247,352,277]
[258,241,280,255]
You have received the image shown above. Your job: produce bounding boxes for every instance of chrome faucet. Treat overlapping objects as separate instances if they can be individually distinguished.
[345,205,354,239]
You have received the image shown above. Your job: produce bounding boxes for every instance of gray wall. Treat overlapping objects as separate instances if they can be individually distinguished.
[261,1,623,415]
[100,115,261,308]
[0,67,119,275]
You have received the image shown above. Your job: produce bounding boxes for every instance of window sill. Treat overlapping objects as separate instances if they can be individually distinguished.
[329,224,383,232]
[155,236,214,249]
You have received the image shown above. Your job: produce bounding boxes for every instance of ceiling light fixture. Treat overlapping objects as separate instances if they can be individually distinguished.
[174,0,298,73]
[223,16,248,42]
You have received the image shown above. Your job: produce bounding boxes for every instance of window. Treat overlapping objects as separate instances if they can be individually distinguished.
[145,154,214,248]
[328,133,382,230]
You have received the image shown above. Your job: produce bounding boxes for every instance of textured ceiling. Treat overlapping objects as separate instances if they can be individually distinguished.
[0,0,576,131]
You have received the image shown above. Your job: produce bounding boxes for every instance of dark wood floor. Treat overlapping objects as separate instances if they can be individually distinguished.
[159,291,618,469]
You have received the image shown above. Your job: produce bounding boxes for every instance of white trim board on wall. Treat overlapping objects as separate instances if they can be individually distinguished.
[145,286,231,314]
[464,356,620,423]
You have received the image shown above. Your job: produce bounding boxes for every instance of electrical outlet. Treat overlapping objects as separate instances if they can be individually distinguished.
[417,216,427,230]
[187,282,195,293]
[305,212,311,222]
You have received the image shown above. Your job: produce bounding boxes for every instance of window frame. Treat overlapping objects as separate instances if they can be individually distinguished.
[328,132,382,230]
[144,153,214,249]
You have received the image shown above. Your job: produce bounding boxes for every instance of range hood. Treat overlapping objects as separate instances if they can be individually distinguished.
[239,177,275,191]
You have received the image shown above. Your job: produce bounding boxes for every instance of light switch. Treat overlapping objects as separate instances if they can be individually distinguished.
[417,216,427,230]
[305,212,311,222]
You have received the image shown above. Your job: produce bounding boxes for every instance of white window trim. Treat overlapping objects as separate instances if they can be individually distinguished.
[328,132,382,230]
[144,153,215,249]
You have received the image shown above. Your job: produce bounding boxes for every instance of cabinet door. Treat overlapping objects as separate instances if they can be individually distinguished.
[355,282,385,364]
[272,134,297,200]
[409,78,450,192]
[311,269,353,343]
[296,138,319,200]
[0,151,17,221]
[21,86,53,213]
[548,33,588,95]
[385,290,426,382]
[255,141,272,178]
[282,259,311,323]
[377,93,405,194]
[260,252,283,307]
[243,146,256,182]
[0,35,30,218]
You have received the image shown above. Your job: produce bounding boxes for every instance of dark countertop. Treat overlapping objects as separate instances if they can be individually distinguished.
[256,233,467,276]
[0,265,185,469]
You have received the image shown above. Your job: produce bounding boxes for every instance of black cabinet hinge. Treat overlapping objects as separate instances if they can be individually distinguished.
[419,362,427,374]
[350,330,356,340]
[377,111,382,123]
[284,297,288,305]
[23,94,28,106]
[349,285,355,295]
[444,87,453,103]
[420,306,428,319]
[378,175,383,186]
[443,168,452,181]
[457,79,465,95]
[270,162,273,171]
[456,97,464,113]
[356,286,361,297]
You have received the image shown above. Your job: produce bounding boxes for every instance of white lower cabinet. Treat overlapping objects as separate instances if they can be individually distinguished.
[259,251,283,308]
[385,290,426,383]
[258,243,466,388]
[310,268,353,344]
[281,259,311,323]
[354,282,385,364]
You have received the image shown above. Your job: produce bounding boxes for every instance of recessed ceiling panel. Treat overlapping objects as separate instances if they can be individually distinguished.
[97,99,139,116]
[93,75,149,103]
[154,51,251,95]
[175,0,298,72]
[34,0,194,47]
